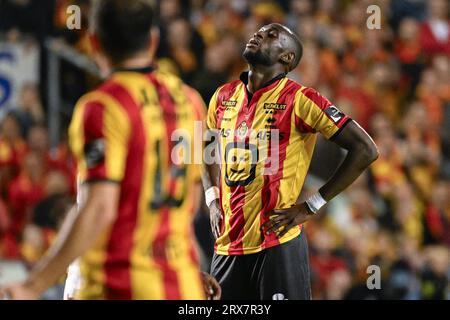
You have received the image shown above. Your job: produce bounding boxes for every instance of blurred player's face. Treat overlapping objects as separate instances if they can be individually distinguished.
[243,24,289,67]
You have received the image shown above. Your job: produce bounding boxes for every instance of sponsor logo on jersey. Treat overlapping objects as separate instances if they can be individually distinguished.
[221,100,237,107]
[264,103,287,110]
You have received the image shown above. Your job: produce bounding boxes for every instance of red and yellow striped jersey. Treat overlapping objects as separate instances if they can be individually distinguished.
[207,72,350,255]
[69,67,205,299]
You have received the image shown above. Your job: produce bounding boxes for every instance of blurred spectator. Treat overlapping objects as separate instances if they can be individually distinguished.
[420,0,450,58]
[425,180,450,246]
[158,16,205,82]
[7,152,46,247]
[21,170,70,264]
[14,83,45,137]
[0,113,27,196]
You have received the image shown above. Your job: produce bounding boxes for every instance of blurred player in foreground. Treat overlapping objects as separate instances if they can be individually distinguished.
[203,23,379,299]
[0,0,220,300]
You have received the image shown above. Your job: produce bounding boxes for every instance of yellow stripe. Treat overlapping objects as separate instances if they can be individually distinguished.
[102,96,131,181]
[68,96,88,181]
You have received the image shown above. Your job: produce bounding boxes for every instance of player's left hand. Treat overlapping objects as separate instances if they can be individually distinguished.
[201,272,221,300]
[262,203,314,238]
[0,283,40,300]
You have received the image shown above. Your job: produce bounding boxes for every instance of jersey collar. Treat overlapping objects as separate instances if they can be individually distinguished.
[239,71,286,92]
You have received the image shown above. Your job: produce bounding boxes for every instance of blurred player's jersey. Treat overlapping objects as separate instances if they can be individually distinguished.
[207,72,350,255]
[69,66,205,299]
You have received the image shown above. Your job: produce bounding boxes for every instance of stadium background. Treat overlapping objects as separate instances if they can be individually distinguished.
[0,0,449,300]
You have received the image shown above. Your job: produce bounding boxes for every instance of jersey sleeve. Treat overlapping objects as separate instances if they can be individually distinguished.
[293,87,351,140]
[69,93,131,184]
[206,87,221,129]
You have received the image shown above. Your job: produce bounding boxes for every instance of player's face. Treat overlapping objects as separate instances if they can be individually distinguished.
[243,24,286,67]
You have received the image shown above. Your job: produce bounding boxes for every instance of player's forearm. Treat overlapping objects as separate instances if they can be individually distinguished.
[319,143,378,201]
[202,162,220,190]
[24,201,114,296]
[311,121,379,203]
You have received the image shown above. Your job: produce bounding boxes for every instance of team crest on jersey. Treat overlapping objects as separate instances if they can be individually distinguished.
[236,121,249,139]
[325,105,344,123]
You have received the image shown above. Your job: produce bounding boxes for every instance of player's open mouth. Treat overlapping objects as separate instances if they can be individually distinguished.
[230,168,245,174]
[246,38,260,48]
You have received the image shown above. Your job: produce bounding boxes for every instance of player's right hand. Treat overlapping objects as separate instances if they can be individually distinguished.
[201,272,221,300]
[208,199,223,239]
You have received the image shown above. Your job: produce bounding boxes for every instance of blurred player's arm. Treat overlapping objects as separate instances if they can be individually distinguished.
[0,93,130,299]
[0,182,120,299]
[202,87,223,239]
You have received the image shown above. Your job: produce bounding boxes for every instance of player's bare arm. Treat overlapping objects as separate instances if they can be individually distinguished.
[263,120,379,237]
[202,136,223,240]
[0,182,120,299]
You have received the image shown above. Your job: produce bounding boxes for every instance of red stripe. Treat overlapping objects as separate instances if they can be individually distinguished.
[226,79,281,254]
[295,114,315,133]
[82,101,107,180]
[146,74,181,299]
[260,80,299,249]
[98,82,146,299]
[301,87,332,111]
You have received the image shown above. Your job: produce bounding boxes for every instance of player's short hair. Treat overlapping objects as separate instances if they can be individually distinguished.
[91,0,154,63]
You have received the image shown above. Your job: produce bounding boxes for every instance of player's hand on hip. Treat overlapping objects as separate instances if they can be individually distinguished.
[208,199,223,239]
[0,283,40,300]
[201,272,221,300]
[262,203,314,238]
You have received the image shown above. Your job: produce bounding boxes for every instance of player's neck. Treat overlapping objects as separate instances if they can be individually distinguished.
[111,52,153,73]
[246,65,285,93]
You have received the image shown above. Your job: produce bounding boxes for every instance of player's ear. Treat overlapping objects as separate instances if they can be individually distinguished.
[279,52,294,68]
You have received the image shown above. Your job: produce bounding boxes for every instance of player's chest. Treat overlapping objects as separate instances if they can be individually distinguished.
[216,96,294,141]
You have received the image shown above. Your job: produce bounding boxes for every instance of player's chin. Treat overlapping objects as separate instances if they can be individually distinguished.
[242,47,259,60]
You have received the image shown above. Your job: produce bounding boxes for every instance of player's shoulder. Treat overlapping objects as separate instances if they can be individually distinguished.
[74,91,101,111]
[281,77,305,97]
[217,79,243,95]
[75,76,123,111]
[153,69,184,87]
[295,84,333,110]
[285,77,304,89]
[75,77,110,104]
